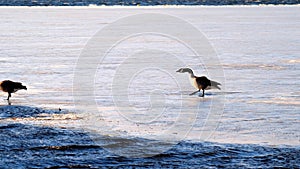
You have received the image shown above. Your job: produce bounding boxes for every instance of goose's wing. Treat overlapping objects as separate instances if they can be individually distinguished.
[196,76,210,89]
[196,76,221,90]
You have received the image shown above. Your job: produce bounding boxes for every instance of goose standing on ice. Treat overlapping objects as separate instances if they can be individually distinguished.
[0,80,27,100]
[176,68,221,97]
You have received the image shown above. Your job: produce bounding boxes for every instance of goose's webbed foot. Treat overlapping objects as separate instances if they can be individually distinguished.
[199,90,205,97]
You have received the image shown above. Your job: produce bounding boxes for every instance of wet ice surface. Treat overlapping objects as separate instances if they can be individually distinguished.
[0,6,299,168]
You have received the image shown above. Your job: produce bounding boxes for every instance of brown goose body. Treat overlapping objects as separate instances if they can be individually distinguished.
[0,80,27,100]
[176,68,221,97]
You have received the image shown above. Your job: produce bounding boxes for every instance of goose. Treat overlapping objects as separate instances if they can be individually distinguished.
[0,80,27,100]
[176,68,221,97]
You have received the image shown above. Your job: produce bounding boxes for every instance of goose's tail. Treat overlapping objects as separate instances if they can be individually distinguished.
[210,80,221,90]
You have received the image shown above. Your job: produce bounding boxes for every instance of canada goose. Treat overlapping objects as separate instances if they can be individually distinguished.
[0,80,27,100]
[176,68,221,97]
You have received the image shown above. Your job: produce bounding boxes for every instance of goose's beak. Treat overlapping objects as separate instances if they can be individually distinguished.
[176,69,181,72]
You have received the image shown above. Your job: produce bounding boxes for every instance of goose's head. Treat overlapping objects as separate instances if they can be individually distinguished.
[176,68,193,74]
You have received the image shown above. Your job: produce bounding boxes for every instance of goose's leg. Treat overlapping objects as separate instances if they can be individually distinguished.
[7,93,11,100]
[189,90,200,96]
[7,99,11,105]
[199,90,205,97]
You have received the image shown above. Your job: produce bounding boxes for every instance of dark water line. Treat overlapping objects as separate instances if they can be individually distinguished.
[0,0,299,6]
[0,122,299,168]
[0,106,299,168]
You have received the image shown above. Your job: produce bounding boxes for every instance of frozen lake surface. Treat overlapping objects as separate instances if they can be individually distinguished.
[0,6,299,168]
